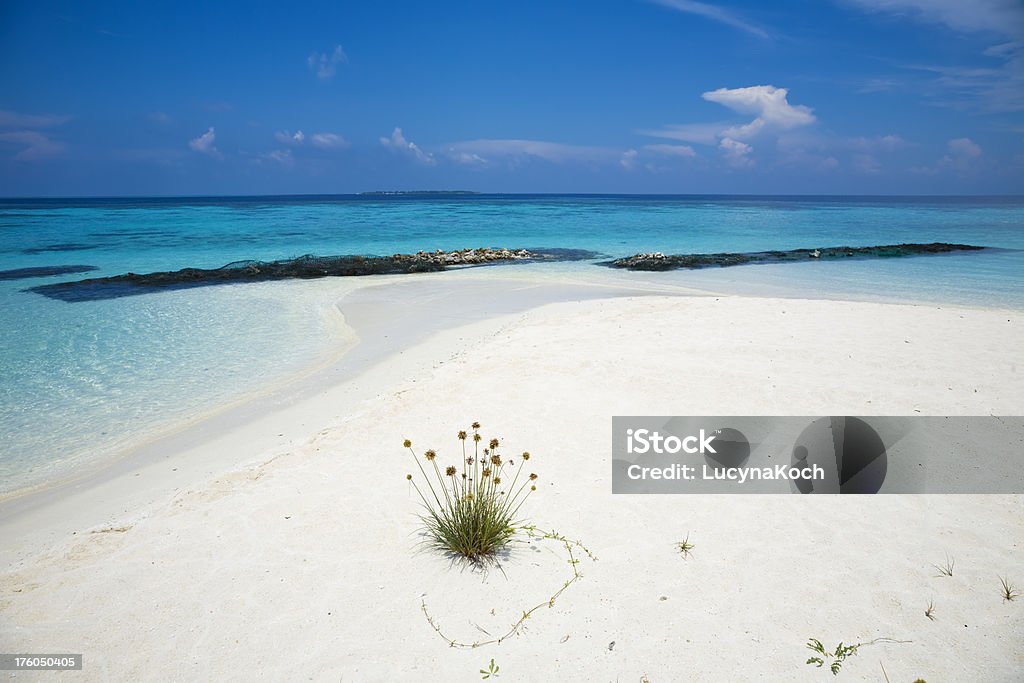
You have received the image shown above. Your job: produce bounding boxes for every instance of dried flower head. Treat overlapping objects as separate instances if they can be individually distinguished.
[425,449,437,461]
[461,473,467,479]
[529,473,538,480]
[445,466,456,477]
[403,439,412,448]
[489,438,499,449]
[490,454,502,466]
[466,457,474,465]
[457,430,467,440]
[471,421,481,430]
[530,485,536,491]
[521,451,530,461]
[482,467,492,477]
[406,473,412,480]
[473,434,482,442]
[494,477,501,485]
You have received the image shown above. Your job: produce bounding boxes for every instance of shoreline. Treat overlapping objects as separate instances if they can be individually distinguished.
[2,264,1021,519]
[1,282,1020,680]
[0,271,700,566]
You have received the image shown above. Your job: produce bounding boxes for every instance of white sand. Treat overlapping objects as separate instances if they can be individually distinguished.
[1,280,1022,681]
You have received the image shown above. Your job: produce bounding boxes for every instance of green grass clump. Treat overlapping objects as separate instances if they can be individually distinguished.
[999,576,1019,602]
[403,422,538,561]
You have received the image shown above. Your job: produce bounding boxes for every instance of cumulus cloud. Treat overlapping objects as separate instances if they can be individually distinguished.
[642,85,815,169]
[649,0,771,39]
[913,137,984,175]
[308,45,347,81]
[719,137,754,167]
[380,127,436,165]
[310,132,349,149]
[703,85,816,138]
[188,127,222,159]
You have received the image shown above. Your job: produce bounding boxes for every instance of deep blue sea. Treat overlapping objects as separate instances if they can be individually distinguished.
[1,194,1022,493]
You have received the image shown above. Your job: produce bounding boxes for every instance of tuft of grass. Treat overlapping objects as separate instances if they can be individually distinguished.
[999,576,1019,602]
[932,555,954,577]
[403,423,538,561]
[924,600,936,621]
[675,534,695,558]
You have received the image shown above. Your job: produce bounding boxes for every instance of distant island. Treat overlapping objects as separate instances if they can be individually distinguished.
[357,190,481,196]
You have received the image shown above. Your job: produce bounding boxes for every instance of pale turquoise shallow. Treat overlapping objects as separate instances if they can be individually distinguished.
[1,194,1022,492]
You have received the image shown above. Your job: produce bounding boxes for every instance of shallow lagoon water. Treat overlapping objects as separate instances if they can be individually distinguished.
[1,195,1022,493]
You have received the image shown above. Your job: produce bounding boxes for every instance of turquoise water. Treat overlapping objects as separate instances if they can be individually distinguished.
[1,195,1022,492]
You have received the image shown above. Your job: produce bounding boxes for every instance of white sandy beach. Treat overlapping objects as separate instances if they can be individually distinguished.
[1,275,1022,681]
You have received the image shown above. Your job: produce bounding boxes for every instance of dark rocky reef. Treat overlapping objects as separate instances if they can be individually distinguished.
[605,242,986,271]
[0,265,98,281]
[29,248,598,302]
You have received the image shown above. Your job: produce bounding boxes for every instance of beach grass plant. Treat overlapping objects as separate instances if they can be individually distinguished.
[675,534,695,558]
[999,576,1019,601]
[403,422,538,561]
[932,556,954,577]
[924,599,936,621]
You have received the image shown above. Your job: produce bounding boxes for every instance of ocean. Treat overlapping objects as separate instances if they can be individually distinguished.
[1,194,1022,493]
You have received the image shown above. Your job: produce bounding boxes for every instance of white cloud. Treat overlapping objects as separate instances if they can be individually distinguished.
[842,0,1024,38]
[637,122,727,145]
[0,130,67,161]
[450,151,488,167]
[643,143,698,157]
[445,138,615,165]
[719,137,753,167]
[0,110,72,128]
[308,45,347,81]
[620,149,639,170]
[275,130,305,144]
[912,137,984,175]
[0,109,71,161]
[310,132,349,149]
[703,85,816,137]
[947,136,983,158]
[266,149,294,166]
[380,127,436,165]
[642,85,813,170]
[188,127,222,159]
[649,0,771,39]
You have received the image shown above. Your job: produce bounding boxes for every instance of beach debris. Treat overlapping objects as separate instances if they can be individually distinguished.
[605,242,986,271]
[29,247,600,301]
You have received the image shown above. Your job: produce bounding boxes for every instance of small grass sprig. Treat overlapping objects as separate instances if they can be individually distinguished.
[932,555,954,577]
[999,576,1019,602]
[675,534,694,558]
[403,423,539,561]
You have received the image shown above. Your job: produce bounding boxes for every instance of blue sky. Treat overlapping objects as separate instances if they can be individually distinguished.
[1,0,1022,195]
